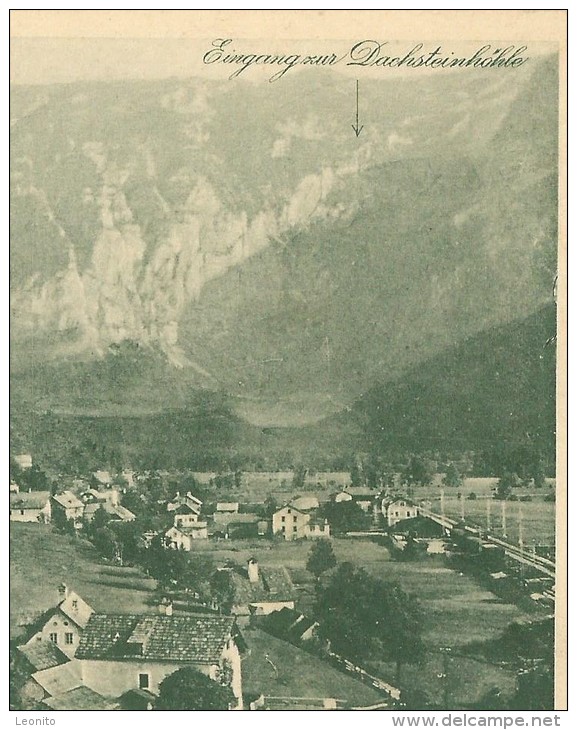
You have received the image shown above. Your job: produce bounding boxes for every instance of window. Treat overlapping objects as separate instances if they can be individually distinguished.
[20,510,25,516]
[49,633,58,644]
[139,673,150,690]
[281,516,285,522]
[71,600,78,610]
[293,515,298,522]
[65,633,74,645]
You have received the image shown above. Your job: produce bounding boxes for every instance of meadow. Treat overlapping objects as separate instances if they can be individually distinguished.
[9,523,157,640]
[11,522,544,707]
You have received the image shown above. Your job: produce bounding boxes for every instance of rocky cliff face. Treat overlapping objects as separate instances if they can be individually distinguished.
[10,59,558,424]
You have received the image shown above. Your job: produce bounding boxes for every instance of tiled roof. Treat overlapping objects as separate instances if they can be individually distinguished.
[291,496,320,511]
[10,491,50,510]
[345,487,378,498]
[42,686,115,711]
[216,502,240,512]
[109,504,136,521]
[213,512,259,526]
[167,523,208,536]
[76,614,236,663]
[17,641,70,671]
[32,661,82,696]
[231,565,297,604]
[52,491,84,509]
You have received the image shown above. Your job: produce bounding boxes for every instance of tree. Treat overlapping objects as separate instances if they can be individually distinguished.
[443,463,463,489]
[292,465,307,490]
[318,501,369,534]
[210,570,236,614]
[263,495,278,518]
[402,456,434,488]
[350,460,363,487]
[156,667,234,710]
[315,562,425,679]
[306,539,337,579]
[92,526,118,560]
[494,471,522,500]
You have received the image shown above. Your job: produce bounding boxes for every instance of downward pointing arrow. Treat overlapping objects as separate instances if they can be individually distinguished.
[352,80,364,138]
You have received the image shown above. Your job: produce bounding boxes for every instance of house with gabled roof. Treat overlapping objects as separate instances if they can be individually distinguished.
[216,501,240,514]
[226,558,297,616]
[172,502,201,528]
[22,585,94,658]
[167,491,202,515]
[51,491,84,526]
[165,522,208,549]
[382,497,419,527]
[75,613,243,708]
[272,504,330,541]
[10,491,51,523]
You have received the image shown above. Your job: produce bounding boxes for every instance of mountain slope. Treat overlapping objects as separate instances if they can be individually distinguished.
[344,303,556,460]
[10,58,558,425]
[10,305,556,471]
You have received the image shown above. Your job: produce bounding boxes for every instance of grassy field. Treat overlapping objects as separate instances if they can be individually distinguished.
[188,536,534,648]
[10,523,538,707]
[242,627,384,706]
[10,523,157,640]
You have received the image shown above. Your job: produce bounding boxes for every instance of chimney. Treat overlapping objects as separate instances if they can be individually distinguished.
[57,583,68,602]
[247,558,259,583]
[158,598,173,616]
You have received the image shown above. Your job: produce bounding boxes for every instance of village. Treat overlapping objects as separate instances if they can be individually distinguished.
[10,453,556,711]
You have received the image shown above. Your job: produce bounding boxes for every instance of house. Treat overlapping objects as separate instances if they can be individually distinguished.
[42,686,115,711]
[23,585,94,658]
[272,504,330,541]
[209,513,261,539]
[51,491,85,526]
[290,495,320,512]
[75,613,243,708]
[10,491,51,523]
[332,490,353,504]
[263,607,319,644]
[15,641,72,709]
[257,520,269,537]
[304,516,330,539]
[383,497,419,527]
[390,514,444,538]
[172,503,201,528]
[14,454,33,470]
[81,487,120,507]
[216,502,240,514]
[342,487,379,512]
[83,502,136,523]
[10,481,20,494]
[82,487,135,523]
[92,470,112,486]
[167,491,203,515]
[227,559,297,616]
[165,522,208,549]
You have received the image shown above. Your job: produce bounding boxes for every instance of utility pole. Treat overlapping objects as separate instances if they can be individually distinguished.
[439,647,451,710]
[486,497,492,533]
[501,500,507,538]
[460,492,465,522]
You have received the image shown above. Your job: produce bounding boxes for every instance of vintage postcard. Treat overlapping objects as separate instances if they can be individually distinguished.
[8,10,567,715]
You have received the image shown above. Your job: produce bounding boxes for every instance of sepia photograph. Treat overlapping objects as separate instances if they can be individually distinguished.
[8,9,567,714]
